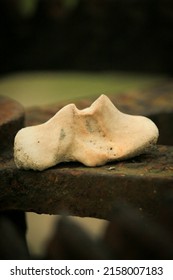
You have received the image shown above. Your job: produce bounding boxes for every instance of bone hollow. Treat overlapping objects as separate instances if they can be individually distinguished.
[14,95,159,171]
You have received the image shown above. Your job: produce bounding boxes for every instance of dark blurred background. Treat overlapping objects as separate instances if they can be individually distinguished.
[1,0,173,75]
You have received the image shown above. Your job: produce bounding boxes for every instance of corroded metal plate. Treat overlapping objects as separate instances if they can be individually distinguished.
[0,145,173,220]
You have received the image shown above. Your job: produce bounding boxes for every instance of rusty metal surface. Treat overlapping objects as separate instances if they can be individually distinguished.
[0,145,173,220]
[0,96,24,153]
[0,87,173,220]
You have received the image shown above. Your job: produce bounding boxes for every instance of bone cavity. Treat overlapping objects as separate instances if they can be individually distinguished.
[14,95,159,170]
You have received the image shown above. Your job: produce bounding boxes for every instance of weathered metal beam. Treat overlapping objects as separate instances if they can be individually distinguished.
[0,96,24,154]
[0,145,173,220]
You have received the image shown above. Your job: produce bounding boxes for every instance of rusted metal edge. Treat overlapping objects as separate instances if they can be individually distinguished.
[0,96,25,154]
[0,145,173,220]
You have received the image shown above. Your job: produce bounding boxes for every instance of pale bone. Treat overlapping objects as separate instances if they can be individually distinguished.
[14,94,159,171]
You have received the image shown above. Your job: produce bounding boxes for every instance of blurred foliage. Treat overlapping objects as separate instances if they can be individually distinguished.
[17,0,79,17]
[0,0,173,74]
[18,0,39,17]
[63,0,79,10]
[0,71,164,106]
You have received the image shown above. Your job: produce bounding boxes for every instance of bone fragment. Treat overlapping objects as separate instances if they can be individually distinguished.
[14,95,159,171]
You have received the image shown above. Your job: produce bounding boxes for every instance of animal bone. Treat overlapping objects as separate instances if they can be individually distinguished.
[14,95,159,171]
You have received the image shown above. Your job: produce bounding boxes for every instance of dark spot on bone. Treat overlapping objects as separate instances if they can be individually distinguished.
[59,128,66,140]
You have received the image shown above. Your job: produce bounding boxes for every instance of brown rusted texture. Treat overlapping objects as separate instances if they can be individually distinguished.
[0,145,173,220]
[0,96,24,154]
[0,83,173,220]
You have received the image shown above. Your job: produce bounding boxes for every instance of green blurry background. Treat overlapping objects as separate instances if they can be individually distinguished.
[0,71,164,107]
